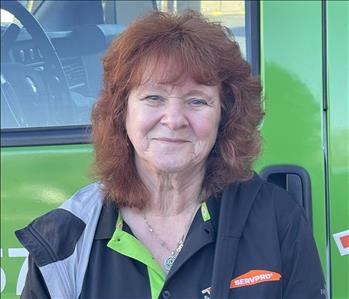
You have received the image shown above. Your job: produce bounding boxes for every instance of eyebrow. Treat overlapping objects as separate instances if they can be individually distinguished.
[182,90,214,99]
[138,84,216,99]
[137,84,169,94]
[140,82,167,88]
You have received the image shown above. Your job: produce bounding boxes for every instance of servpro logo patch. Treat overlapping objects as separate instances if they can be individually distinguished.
[201,269,281,298]
[230,270,281,288]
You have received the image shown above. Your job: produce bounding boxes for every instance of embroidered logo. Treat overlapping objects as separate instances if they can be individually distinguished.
[230,270,281,288]
[201,269,281,297]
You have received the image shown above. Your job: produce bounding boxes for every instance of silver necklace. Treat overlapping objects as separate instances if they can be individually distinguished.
[143,205,199,272]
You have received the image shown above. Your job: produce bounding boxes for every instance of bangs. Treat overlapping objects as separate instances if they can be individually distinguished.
[130,36,220,88]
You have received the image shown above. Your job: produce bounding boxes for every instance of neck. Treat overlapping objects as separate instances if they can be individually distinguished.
[136,161,205,217]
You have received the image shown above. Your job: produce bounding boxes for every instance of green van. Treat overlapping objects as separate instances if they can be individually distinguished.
[1,1,348,298]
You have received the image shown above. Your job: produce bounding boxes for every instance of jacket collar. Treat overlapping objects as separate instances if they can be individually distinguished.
[94,194,221,240]
[94,200,118,240]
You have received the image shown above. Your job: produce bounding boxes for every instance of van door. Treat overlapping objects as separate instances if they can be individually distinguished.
[257,1,349,298]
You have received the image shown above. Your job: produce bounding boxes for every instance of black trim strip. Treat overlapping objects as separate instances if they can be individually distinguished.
[322,1,332,298]
[0,125,91,147]
[245,0,260,76]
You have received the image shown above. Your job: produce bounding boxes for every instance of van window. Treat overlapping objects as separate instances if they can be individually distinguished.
[0,0,247,130]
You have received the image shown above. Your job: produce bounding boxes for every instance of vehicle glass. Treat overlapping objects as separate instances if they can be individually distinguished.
[0,0,246,129]
[0,1,41,23]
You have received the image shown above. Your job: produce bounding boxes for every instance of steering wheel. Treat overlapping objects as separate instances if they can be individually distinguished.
[1,0,76,128]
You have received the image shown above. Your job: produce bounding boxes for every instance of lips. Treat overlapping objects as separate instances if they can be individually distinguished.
[153,137,189,143]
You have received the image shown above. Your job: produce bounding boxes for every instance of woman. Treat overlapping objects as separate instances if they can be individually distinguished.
[17,11,325,299]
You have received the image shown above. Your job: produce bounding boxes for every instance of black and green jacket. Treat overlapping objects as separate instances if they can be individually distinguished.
[16,175,326,299]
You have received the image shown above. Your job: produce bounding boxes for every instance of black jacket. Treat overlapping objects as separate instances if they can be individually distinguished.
[17,175,326,298]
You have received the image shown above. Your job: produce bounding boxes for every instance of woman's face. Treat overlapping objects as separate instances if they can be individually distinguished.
[125,75,221,175]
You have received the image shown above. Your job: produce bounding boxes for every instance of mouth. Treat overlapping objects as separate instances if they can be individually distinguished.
[153,137,189,144]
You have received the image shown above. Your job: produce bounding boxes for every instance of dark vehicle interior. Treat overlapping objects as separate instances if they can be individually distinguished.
[1,1,124,128]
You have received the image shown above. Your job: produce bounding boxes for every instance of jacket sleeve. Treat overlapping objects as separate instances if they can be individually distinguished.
[21,255,51,299]
[276,190,327,299]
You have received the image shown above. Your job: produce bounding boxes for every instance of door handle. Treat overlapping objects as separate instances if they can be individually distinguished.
[260,165,312,228]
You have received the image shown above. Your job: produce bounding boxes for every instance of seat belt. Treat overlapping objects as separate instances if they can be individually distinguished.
[210,174,264,299]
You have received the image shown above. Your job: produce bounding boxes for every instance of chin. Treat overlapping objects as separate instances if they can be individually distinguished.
[153,160,193,174]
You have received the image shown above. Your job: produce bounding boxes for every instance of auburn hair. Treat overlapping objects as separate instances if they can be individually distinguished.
[92,11,263,208]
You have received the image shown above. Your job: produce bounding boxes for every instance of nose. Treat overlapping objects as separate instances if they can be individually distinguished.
[160,100,189,130]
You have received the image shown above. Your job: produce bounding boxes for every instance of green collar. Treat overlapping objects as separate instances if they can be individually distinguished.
[107,201,211,299]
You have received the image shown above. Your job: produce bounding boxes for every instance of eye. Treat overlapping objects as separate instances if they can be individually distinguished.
[144,95,161,101]
[143,95,165,105]
[188,98,208,106]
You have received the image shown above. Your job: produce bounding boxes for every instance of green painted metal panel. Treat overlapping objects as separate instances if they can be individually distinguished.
[0,144,93,298]
[257,0,327,277]
[1,1,347,298]
[326,1,349,298]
